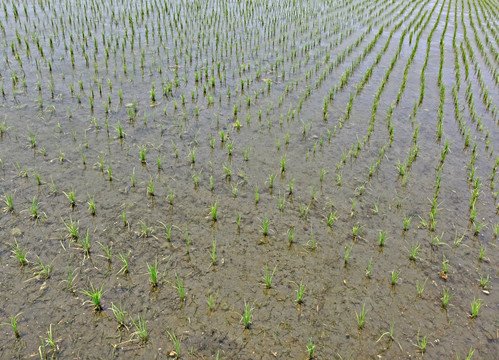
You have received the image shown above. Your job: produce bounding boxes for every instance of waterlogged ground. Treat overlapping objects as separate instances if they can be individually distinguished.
[0,0,498,358]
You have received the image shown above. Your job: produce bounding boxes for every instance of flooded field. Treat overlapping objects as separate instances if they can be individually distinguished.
[0,0,497,358]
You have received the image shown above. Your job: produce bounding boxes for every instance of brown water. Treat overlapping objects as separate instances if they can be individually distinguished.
[0,0,497,358]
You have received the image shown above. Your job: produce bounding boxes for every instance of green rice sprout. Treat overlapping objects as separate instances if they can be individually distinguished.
[415,329,428,354]
[175,273,185,301]
[189,147,196,163]
[97,241,112,262]
[98,155,104,172]
[442,254,450,275]
[479,274,490,289]
[77,230,91,257]
[288,178,295,194]
[116,121,125,138]
[356,303,368,329]
[403,216,411,231]
[0,312,22,338]
[268,173,275,189]
[207,293,217,312]
[409,243,420,261]
[288,227,295,245]
[352,225,361,238]
[376,319,395,344]
[241,301,254,329]
[147,259,159,287]
[2,192,14,212]
[131,168,136,187]
[226,140,233,156]
[473,221,486,236]
[350,200,356,217]
[42,323,56,353]
[147,179,155,196]
[28,130,36,147]
[441,288,454,309]
[478,246,486,261]
[61,264,77,292]
[33,171,42,185]
[63,189,76,208]
[49,178,58,194]
[210,201,219,222]
[223,163,231,178]
[344,243,353,265]
[211,238,217,265]
[306,227,317,250]
[138,220,154,238]
[391,270,400,286]
[453,232,464,247]
[243,147,250,161]
[379,231,387,246]
[158,222,173,242]
[278,192,285,211]
[35,256,53,279]
[430,234,447,248]
[11,240,28,267]
[365,258,373,278]
[456,347,476,360]
[122,211,129,228]
[296,281,305,304]
[28,196,43,219]
[280,155,287,173]
[130,314,148,343]
[80,283,104,311]
[470,298,483,318]
[327,211,337,227]
[169,189,175,204]
[263,264,277,289]
[336,172,342,186]
[254,186,259,204]
[307,337,315,358]
[138,145,147,163]
[185,230,190,254]
[111,303,128,330]
[156,155,162,170]
[87,194,95,215]
[236,213,242,230]
[167,330,181,359]
[416,277,428,297]
[494,223,499,238]
[261,217,269,236]
[117,252,130,275]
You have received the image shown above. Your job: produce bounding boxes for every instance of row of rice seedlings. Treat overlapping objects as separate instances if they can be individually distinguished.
[331,3,436,180]
[395,125,420,186]
[328,0,427,139]
[357,0,431,94]
[294,0,416,122]
[473,0,499,65]
[451,3,485,162]
[395,0,436,107]
[1,0,344,123]
[466,0,498,84]
[416,0,446,115]
[460,0,497,118]
[434,0,452,141]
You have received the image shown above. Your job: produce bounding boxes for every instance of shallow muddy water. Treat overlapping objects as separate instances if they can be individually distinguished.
[0,0,497,358]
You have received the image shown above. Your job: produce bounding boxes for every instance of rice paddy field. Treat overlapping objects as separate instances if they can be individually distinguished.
[0,0,498,358]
